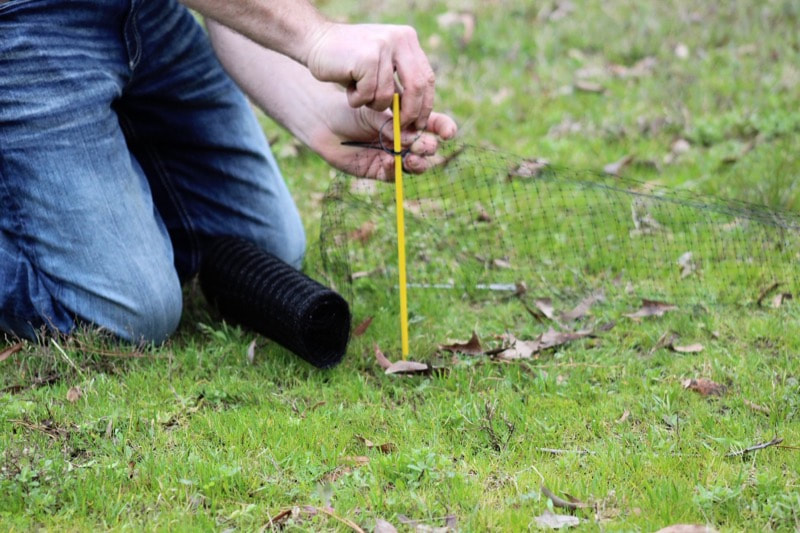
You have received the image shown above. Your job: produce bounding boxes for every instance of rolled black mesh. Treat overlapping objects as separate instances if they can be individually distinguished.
[199,237,351,369]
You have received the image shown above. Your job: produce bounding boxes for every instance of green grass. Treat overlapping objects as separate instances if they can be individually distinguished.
[3,0,800,530]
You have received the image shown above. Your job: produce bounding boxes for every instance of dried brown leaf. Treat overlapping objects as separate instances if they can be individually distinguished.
[440,331,483,355]
[352,316,373,337]
[538,327,593,349]
[374,518,398,533]
[671,343,704,353]
[534,298,556,320]
[374,344,392,370]
[682,378,726,397]
[385,360,429,375]
[508,158,550,179]
[349,221,375,243]
[743,399,770,415]
[534,510,580,529]
[0,341,24,363]
[574,80,606,94]
[376,442,397,454]
[341,455,370,466]
[617,409,631,423]
[624,299,678,319]
[66,386,82,403]
[492,258,511,269]
[756,282,782,307]
[541,485,591,510]
[354,435,375,448]
[677,251,697,278]
[496,334,540,361]
[603,154,634,176]
[355,436,397,454]
[771,292,792,308]
[561,291,604,322]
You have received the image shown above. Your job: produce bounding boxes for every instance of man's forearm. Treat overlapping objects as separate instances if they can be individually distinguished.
[180,0,328,66]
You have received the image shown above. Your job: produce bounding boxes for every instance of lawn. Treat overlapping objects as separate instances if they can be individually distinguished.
[2,0,800,531]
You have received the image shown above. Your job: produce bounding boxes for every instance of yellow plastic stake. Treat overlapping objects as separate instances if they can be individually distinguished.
[392,93,410,359]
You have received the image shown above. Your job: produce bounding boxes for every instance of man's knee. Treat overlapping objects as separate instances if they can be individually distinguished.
[110,273,183,344]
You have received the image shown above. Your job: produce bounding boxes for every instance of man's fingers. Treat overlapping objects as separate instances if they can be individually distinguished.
[425,112,458,140]
[346,60,378,109]
[393,29,434,129]
[366,50,395,112]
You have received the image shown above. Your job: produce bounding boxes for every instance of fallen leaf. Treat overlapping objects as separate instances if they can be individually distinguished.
[677,251,697,278]
[355,435,374,448]
[322,456,370,483]
[246,339,256,365]
[491,258,511,270]
[624,299,678,319]
[655,525,719,533]
[756,281,782,307]
[574,80,606,94]
[650,331,680,354]
[385,360,430,375]
[415,526,450,533]
[508,158,550,179]
[440,331,484,355]
[671,343,704,353]
[617,410,631,423]
[534,510,580,529]
[349,221,375,243]
[682,378,726,397]
[541,485,591,510]
[66,386,82,403]
[604,155,634,177]
[630,197,663,233]
[534,298,556,320]
[349,268,382,281]
[355,435,397,454]
[561,291,604,322]
[538,327,593,349]
[743,399,770,415]
[353,316,373,337]
[771,292,792,308]
[374,518,398,533]
[376,443,397,454]
[496,334,541,361]
[374,344,393,370]
[0,341,24,362]
[608,56,657,78]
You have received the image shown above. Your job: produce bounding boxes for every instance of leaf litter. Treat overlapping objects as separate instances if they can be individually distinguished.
[624,299,678,319]
[682,378,726,397]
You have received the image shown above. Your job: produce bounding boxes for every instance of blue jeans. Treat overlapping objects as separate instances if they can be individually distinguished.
[0,0,305,343]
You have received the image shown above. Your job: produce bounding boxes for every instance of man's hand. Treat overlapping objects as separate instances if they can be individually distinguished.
[308,100,457,181]
[305,23,436,131]
[183,1,437,130]
[207,21,457,180]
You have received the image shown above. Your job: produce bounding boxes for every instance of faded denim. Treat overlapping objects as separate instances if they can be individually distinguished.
[0,0,305,343]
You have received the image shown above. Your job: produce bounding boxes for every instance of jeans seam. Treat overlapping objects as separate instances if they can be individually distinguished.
[123,0,143,72]
[118,113,202,275]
